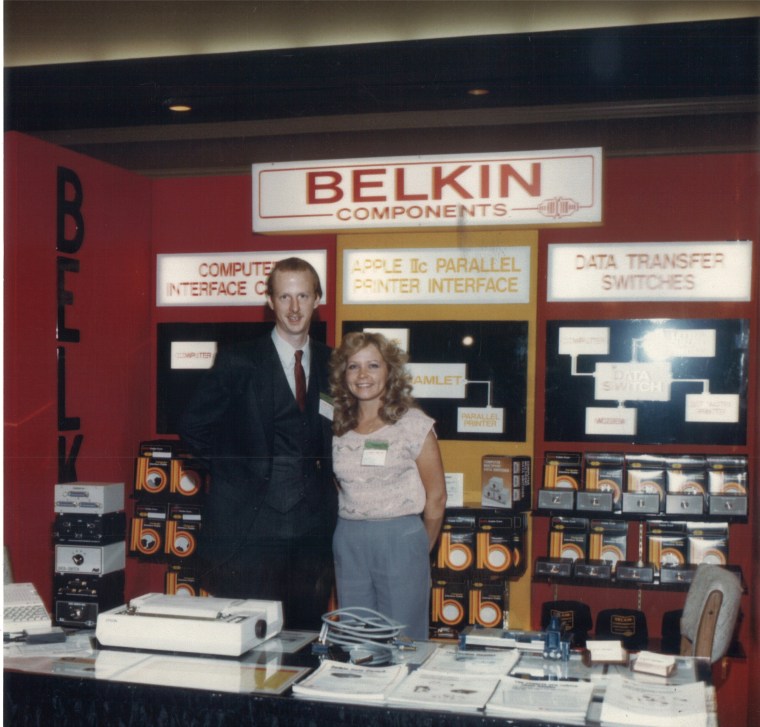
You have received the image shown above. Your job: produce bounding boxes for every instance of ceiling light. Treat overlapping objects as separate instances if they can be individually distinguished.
[467,88,489,96]
[163,97,192,112]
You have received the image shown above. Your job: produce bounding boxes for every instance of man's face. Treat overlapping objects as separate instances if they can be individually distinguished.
[266,269,320,345]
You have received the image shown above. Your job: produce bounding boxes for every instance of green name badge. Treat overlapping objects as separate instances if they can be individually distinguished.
[362,440,389,467]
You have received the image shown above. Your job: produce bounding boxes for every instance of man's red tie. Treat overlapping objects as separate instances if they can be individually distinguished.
[294,349,306,411]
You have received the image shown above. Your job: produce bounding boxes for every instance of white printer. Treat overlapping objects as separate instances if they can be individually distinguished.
[95,593,283,657]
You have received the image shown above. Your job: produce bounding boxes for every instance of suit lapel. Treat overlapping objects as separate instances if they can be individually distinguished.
[252,336,279,454]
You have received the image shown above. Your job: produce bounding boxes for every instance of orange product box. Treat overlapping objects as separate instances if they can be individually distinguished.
[129,504,167,561]
[548,517,588,562]
[543,452,581,490]
[646,520,688,572]
[706,455,748,495]
[687,522,729,565]
[467,579,507,629]
[666,454,707,496]
[583,452,624,511]
[164,505,202,560]
[430,579,467,639]
[588,519,627,572]
[475,514,525,576]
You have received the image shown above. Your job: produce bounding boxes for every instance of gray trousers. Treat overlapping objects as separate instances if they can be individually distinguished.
[333,514,430,641]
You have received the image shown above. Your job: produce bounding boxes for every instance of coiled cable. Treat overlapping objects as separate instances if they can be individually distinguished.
[318,607,405,665]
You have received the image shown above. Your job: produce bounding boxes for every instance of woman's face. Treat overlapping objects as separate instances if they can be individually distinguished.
[345,344,389,402]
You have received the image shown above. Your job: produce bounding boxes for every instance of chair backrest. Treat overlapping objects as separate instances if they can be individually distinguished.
[680,564,741,663]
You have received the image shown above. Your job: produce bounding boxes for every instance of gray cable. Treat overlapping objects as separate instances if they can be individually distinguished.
[319,607,405,664]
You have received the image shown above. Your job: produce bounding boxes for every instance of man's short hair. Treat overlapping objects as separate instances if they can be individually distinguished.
[266,257,323,298]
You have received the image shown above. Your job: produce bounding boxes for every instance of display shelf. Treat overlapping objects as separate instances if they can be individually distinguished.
[532,448,749,597]
[532,562,744,593]
[534,506,747,524]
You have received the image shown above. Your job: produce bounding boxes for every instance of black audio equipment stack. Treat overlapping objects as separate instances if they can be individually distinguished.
[52,482,127,628]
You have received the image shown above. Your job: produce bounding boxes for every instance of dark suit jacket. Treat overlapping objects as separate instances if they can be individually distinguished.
[178,334,335,564]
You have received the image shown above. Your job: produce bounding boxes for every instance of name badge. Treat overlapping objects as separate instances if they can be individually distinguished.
[319,393,334,421]
[362,440,389,467]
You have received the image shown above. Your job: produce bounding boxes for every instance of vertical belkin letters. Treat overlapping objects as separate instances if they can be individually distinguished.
[56,166,84,482]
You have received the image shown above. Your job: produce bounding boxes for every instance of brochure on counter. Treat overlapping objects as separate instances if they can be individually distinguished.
[600,674,708,727]
[292,660,409,704]
[486,675,594,725]
[418,643,520,676]
[292,645,519,712]
[386,670,502,713]
[380,644,520,714]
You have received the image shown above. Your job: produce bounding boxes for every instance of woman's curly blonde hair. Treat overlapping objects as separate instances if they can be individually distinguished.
[329,331,415,436]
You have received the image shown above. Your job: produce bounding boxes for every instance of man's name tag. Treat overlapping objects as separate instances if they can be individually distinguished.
[362,440,389,467]
[319,393,334,421]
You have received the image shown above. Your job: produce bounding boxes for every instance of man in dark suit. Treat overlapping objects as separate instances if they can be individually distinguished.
[179,257,336,630]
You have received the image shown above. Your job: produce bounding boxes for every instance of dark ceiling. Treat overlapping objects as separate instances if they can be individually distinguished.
[7,17,758,130]
[5,17,758,176]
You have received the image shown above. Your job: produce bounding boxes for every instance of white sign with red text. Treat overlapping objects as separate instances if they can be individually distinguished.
[156,250,328,307]
[586,407,637,436]
[253,148,602,232]
[547,240,752,302]
[171,341,217,369]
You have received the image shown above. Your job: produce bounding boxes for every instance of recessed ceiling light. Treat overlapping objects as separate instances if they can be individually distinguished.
[467,88,489,96]
[168,103,192,112]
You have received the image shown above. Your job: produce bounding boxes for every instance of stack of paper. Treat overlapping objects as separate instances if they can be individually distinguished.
[586,639,628,664]
[385,644,519,713]
[485,675,594,725]
[387,670,502,713]
[418,644,520,677]
[631,651,676,677]
[600,674,708,727]
[292,660,408,704]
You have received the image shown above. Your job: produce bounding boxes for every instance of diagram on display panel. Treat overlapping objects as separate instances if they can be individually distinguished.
[544,319,748,446]
[342,321,529,442]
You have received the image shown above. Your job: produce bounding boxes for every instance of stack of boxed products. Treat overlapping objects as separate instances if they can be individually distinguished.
[129,440,210,596]
[535,452,745,585]
[429,454,530,639]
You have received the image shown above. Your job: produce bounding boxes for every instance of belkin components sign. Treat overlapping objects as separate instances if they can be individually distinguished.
[253,148,602,233]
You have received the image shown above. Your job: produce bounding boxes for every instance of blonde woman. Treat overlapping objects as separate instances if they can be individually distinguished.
[329,332,446,640]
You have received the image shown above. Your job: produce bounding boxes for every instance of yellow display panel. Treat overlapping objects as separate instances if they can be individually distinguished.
[336,230,537,629]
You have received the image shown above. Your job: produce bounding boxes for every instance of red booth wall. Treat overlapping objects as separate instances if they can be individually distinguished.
[4,132,758,724]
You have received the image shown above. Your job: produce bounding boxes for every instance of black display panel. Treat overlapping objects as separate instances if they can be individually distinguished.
[156,321,327,434]
[544,319,749,445]
[342,320,528,442]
